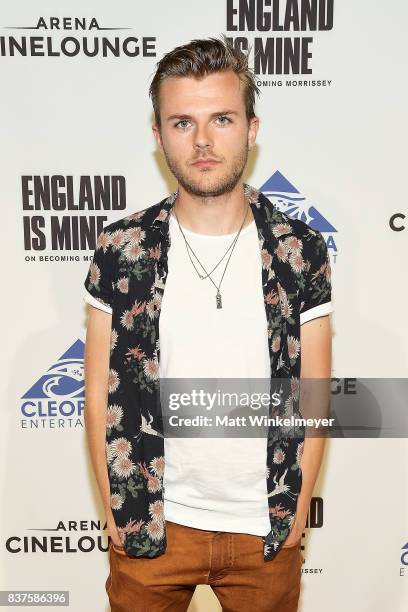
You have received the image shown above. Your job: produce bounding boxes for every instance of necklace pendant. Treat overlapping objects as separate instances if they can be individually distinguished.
[216,291,222,309]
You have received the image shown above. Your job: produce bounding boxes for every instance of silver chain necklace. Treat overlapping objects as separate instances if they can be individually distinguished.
[173,202,250,309]
[174,212,243,280]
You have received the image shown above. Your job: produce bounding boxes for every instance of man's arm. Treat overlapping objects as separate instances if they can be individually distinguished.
[84,305,122,547]
[285,314,332,544]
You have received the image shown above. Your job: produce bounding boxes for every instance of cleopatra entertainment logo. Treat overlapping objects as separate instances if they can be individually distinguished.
[0,16,156,58]
[6,518,108,554]
[20,340,85,430]
[260,171,338,262]
[226,0,334,84]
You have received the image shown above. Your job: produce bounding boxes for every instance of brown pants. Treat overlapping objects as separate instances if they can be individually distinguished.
[106,520,303,612]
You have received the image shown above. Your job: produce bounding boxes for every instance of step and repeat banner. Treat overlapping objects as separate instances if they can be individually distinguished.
[1,1,407,611]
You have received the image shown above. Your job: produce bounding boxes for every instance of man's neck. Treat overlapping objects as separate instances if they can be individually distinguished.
[171,181,254,236]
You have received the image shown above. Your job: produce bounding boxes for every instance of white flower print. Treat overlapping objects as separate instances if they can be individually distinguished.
[149,500,164,523]
[106,404,123,431]
[145,519,164,542]
[108,369,120,394]
[111,437,132,458]
[111,493,124,510]
[150,456,165,478]
[112,455,136,479]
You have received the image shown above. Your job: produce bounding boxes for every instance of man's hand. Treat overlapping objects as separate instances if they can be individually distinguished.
[283,512,307,546]
[106,512,124,548]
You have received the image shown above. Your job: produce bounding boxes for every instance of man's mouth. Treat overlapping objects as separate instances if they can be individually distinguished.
[192,159,220,168]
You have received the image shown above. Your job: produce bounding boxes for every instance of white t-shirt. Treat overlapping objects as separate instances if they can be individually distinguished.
[159,213,271,536]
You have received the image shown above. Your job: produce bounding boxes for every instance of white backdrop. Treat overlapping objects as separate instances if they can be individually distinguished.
[1,1,407,610]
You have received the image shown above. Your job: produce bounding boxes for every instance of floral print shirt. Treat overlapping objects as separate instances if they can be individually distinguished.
[83,183,332,561]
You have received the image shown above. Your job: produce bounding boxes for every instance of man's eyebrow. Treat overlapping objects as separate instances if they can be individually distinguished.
[166,110,239,122]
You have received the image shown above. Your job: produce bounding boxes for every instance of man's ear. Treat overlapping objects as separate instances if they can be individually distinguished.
[248,115,259,150]
[152,124,163,151]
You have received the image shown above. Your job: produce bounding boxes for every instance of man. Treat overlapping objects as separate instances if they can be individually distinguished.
[83,35,332,612]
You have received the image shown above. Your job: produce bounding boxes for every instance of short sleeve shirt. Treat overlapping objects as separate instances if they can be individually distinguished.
[83,183,332,561]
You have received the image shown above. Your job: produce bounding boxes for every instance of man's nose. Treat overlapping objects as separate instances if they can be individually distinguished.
[193,123,213,149]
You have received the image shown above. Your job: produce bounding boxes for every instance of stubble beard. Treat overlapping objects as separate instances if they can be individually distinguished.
[162,143,249,199]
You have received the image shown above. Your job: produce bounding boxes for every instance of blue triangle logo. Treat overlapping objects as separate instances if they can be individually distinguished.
[22,339,85,399]
[259,171,337,233]
[260,170,300,194]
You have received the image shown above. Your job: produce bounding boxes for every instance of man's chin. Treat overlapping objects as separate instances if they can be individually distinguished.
[178,175,243,198]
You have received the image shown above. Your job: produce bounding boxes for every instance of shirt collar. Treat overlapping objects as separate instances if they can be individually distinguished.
[151,183,273,239]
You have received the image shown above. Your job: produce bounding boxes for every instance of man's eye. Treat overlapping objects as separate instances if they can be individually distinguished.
[216,115,232,125]
[175,119,190,129]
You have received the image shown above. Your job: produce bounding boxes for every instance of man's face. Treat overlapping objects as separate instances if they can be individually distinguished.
[152,70,259,198]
